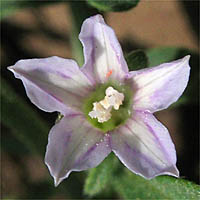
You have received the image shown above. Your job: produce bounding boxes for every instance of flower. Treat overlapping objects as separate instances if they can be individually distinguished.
[8,14,190,187]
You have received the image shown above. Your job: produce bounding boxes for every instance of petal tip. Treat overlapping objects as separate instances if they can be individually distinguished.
[155,165,179,179]
[168,165,179,178]
[54,176,63,187]
[182,55,191,68]
[90,14,104,22]
[51,169,71,187]
[7,65,14,72]
[183,55,191,61]
[146,165,180,180]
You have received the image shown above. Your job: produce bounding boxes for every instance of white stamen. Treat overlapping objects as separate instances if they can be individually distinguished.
[88,86,124,123]
[88,102,112,123]
[105,87,124,110]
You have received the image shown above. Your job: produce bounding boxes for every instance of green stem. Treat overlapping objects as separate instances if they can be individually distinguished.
[68,1,99,66]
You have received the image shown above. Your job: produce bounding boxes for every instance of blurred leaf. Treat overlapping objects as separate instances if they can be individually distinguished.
[125,49,148,71]
[146,47,182,67]
[84,153,118,197]
[146,47,199,106]
[2,126,30,155]
[113,170,200,199]
[87,0,139,12]
[0,0,64,19]
[1,78,49,155]
[69,1,98,66]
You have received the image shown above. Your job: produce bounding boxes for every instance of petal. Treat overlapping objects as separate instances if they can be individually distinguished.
[8,56,93,114]
[131,56,190,113]
[79,14,128,83]
[110,111,179,179]
[45,114,111,186]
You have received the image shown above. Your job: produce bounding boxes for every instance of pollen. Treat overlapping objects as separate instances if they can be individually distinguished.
[89,86,124,123]
[88,102,112,123]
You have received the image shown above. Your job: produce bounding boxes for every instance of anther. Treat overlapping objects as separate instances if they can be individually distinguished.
[89,86,124,123]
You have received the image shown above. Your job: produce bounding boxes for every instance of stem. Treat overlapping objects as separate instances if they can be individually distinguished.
[69,1,99,66]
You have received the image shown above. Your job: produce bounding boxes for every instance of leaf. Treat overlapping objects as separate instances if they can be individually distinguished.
[1,78,49,155]
[87,0,140,12]
[1,127,30,155]
[0,0,64,20]
[146,47,199,106]
[84,153,118,197]
[113,169,200,199]
[125,49,148,71]
[146,47,182,67]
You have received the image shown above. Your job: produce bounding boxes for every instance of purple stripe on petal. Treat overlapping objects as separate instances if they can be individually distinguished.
[131,56,190,113]
[79,15,128,83]
[73,132,111,167]
[144,121,172,163]
[45,115,111,186]
[73,143,98,167]
[134,111,177,164]
[124,123,169,167]
[124,142,161,172]
[123,142,178,178]
[50,93,63,103]
[110,111,178,179]
[22,72,86,110]
[65,112,82,118]
[55,71,71,79]
[9,56,93,114]
[107,132,112,149]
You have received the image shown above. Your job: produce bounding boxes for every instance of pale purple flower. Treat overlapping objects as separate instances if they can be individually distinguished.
[8,15,190,186]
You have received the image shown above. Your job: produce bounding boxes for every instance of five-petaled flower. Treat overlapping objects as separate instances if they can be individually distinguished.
[8,15,190,187]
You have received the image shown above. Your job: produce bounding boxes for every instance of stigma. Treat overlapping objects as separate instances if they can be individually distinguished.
[89,87,124,123]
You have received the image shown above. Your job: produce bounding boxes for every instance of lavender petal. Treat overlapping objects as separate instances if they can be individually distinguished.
[110,111,179,179]
[45,114,111,186]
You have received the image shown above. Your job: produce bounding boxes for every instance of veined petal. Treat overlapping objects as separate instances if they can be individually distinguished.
[45,114,111,186]
[110,111,179,179]
[131,56,190,113]
[79,14,128,83]
[8,56,92,114]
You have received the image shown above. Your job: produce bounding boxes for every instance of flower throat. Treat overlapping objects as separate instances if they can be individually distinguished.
[82,81,133,132]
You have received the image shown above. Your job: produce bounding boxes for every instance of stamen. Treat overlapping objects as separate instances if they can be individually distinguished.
[104,87,124,110]
[89,86,124,123]
[88,102,112,123]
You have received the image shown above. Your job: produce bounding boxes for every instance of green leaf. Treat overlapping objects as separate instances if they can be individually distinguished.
[113,170,200,199]
[2,128,30,155]
[0,0,64,20]
[84,153,118,197]
[146,47,182,67]
[87,0,140,12]
[146,47,199,106]
[1,78,49,155]
[125,50,148,71]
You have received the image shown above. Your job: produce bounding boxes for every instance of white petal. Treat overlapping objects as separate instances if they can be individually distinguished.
[8,56,92,114]
[110,111,179,179]
[45,114,111,186]
[131,56,190,113]
[79,14,128,83]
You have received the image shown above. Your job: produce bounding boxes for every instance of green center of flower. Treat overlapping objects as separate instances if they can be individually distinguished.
[82,81,133,132]
[89,86,124,123]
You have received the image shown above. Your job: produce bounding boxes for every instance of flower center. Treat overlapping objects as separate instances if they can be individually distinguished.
[82,81,133,132]
[88,87,124,123]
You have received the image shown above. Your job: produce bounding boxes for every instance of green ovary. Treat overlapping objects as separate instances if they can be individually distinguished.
[82,81,133,132]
